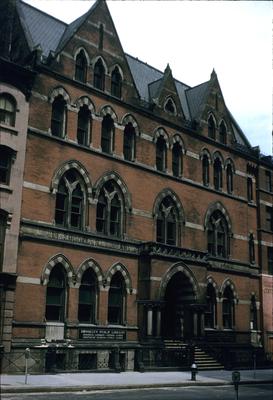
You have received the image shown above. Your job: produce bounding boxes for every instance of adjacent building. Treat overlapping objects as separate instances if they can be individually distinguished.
[0,0,272,373]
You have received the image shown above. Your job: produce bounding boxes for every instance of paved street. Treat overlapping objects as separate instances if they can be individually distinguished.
[2,384,273,400]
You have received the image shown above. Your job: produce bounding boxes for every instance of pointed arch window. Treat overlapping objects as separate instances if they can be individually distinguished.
[165,98,175,114]
[93,58,105,91]
[208,115,216,139]
[77,105,91,146]
[172,142,182,177]
[247,177,253,202]
[156,196,179,246]
[226,164,233,194]
[46,264,66,322]
[213,157,222,190]
[111,67,122,98]
[249,233,255,264]
[78,269,97,323]
[207,210,229,258]
[101,114,114,154]
[222,286,235,329]
[96,181,122,237]
[156,136,167,172]
[202,154,210,186]
[204,283,217,328]
[123,122,136,161]
[75,50,87,83]
[219,121,227,144]
[51,95,66,138]
[0,94,16,126]
[108,272,126,324]
[55,169,85,229]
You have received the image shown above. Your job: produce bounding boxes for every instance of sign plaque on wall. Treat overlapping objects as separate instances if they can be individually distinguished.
[79,328,126,341]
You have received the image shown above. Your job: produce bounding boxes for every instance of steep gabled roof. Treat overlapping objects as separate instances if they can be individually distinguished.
[186,81,210,120]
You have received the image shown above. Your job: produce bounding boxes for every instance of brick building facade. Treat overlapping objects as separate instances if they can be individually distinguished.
[0,0,272,373]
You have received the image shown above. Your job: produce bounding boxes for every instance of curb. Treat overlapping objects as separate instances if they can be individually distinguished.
[1,379,272,394]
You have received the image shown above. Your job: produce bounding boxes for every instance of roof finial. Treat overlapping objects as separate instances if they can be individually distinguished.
[211,68,217,79]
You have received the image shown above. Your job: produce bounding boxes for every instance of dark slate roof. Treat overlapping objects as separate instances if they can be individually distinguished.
[148,78,162,101]
[186,81,210,120]
[18,1,67,56]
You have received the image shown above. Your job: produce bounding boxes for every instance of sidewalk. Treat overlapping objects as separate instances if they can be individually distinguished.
[1,369,272,393]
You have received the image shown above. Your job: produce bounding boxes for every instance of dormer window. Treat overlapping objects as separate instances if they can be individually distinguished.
[165,98,176,115]
[111,67,122,98]
[219,121,227,144]
[208,115,216,139]
[75,50,87,83]
[94,59,105,91]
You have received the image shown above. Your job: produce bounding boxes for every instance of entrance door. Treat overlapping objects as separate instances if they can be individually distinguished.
[162,271,196,340]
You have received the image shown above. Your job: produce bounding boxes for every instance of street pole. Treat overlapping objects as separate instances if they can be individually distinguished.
[24,348,30,384]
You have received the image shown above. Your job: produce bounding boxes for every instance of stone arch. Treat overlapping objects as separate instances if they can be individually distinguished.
[225,157,235,171]
[93,171,132,213]
[49,86,70,104]
[153,188,184,221]
[206,275,219,291]
[91,55,108,74]
[159,262,200,301]
[220,278,238,302]
[74,46,90,65]
[100,105,118,123]
[75,258,104,289]
[109,63,124,80]
[41,254,74,286]
[121,114,140,135]
[204,201,232,232]
[207,111,217,127]
[171,134,185,153]
[154,127,170,148]
[51,160,92,202]
[105,262,132,294]
[75,96,95,114]
[164,96,177,115]
[200,148,212,163]
[212,150,224,164]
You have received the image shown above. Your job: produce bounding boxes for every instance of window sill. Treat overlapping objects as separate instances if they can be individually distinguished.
[0,123,18,135]
[0,184,12,193]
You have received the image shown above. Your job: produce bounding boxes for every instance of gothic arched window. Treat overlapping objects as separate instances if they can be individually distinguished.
[219,121,227,144]
[247,177,253,202]
[156,196,179,246]
[156,136,167,172]
[108,272,126,324]
[78,269,98,323]
[101,114,114,154]
[93,59,105,91]
[46,264,66,322]
[111,67,122,98]
[75,50,87,83]
[55,169,85,229]
[123,122,136,161]
[165,98,176,114]
[77,105,91,146]
[214,157,222,190]
[96,181,123,237]
[207,210,229,258]
[51,95,66,137]
[226,164,233,194]
[172,142,182,177]
[222,286,235,329]
[208,115,216,139]
[202,154,210,186]
[204,283,217,328]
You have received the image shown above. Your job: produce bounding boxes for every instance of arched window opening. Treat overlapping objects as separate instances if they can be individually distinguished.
[165,98,175,114]
[250,295,257,330]
[247,177,253,202]
[75,50,87,83]
[172,142,182,177]
[226,164,233,194]
[204,283,217,328]
[222,286,235,329]
[208,115,216,139]
[55,169,84,229]
[108,272,126,324]
[156,136,167,172]
[207,210,229,258]
[51,95,66,137]
[101,114,114,154]
[249,233,255,264]
[219,121,227,144]
[96,181,122,237]
[46,264,66,322]
[78,269,97,323]
[111,67,122,98]
[0,146,13,185]
[202,155,210,186]
[93,59,105,91]
[156,196,178,246]
[77,105,91,146]
[214,158,222,190]
[0,94,16,126]
[123,122,136,161]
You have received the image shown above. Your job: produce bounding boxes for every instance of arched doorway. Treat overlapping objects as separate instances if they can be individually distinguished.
[162,271,196,340]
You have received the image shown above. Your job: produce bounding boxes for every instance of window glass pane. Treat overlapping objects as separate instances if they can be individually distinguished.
[51,96,65,137]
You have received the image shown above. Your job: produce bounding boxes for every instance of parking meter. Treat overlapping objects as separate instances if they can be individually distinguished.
[232,371,240,400]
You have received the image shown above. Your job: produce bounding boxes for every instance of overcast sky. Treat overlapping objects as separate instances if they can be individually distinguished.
[25,0,272,155]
